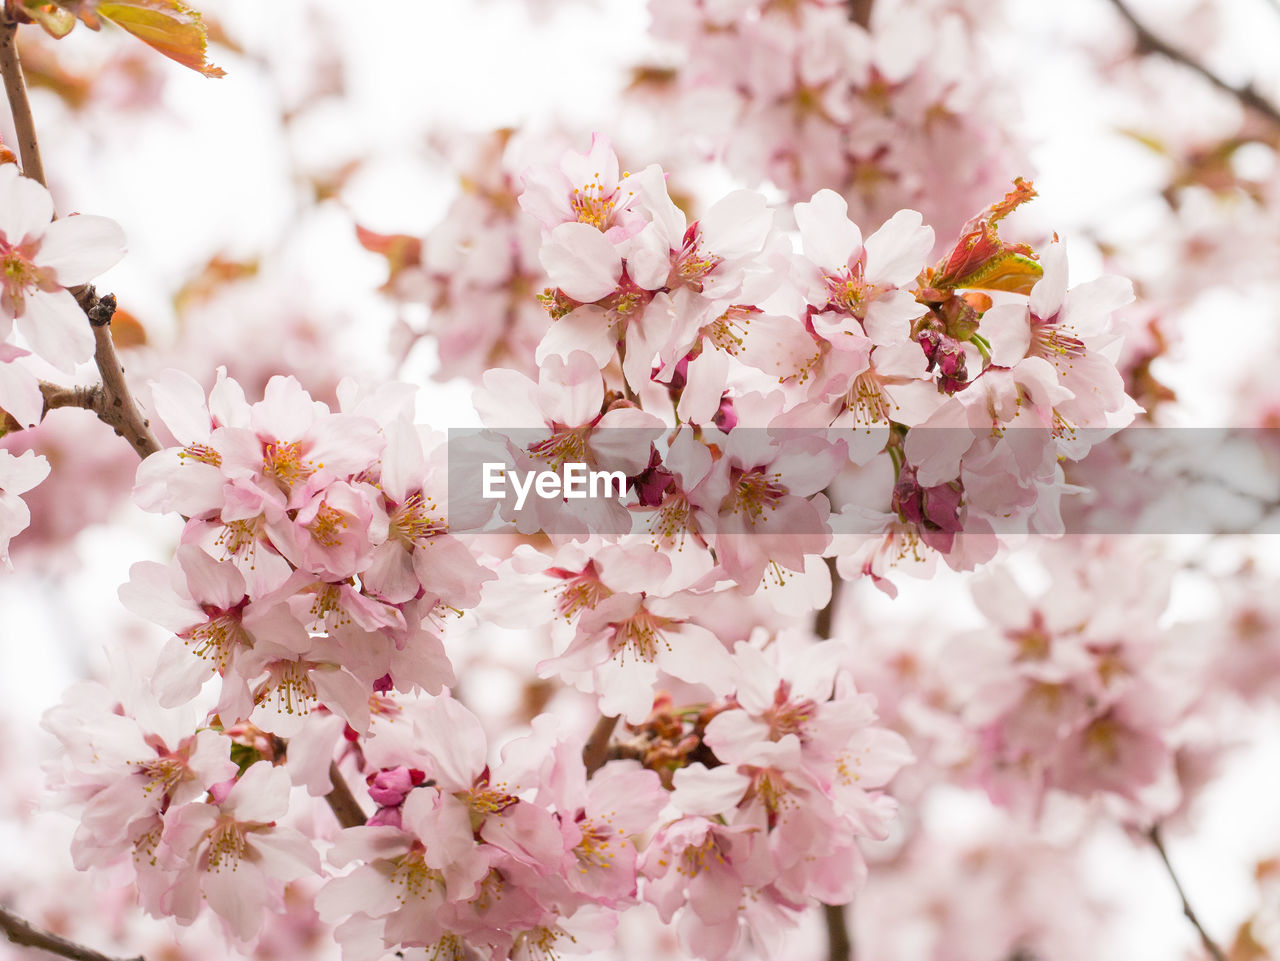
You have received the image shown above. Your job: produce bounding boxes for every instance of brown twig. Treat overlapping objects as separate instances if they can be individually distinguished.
[816,551,852,959]
[0,904,144,961]
[0,17,46,186]
[1106,0,1280,130]
[847,0,873,28]
[324,760,368,829]
[78,289,161,457]
[813,554,841,639]
[582,713,619,776]
[1148,824,1228,961]
[824,903,853,961]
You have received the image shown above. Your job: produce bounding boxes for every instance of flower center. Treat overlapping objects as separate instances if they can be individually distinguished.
[390,491,446,544]
[726,467,787,522]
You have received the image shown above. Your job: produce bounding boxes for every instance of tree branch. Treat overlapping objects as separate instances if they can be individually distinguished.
[1148,824,1228,961]
[73,289,162,458]
[0,17,47,186]
[1105,0,1280,130]
[824,903,853,961]
[324,760,368,829]
[582,714,619,776]
[0,904,144,961]
[816,552,852,960]
[847,0,873,28]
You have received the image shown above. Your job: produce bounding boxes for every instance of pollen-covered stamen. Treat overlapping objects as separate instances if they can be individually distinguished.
[674,834,728,878]
[527,428,589,470]
[178,444,222,467]
[672,225,723,292]
[132,822,162,869]
[206,819,248,872]
[745,767,799,819]
[702,305,754,356]
[390,847,443,904]
[422,934,468,961]
[253,661,318,718]
[649,490,696,551]
[610,607,674,664]
[548,562,612,621]
[726,466,788,523]
[0,239,56,316]
[835,739,877,788]
[185,608,251,671]
[307,582,351,630]
[844,370,893,426]
[514,923,578,961]
[823,263,875,315]
[262,439,317,489]
[1050,409,1076,440]
[569,170,632,231]
[390,491,447,545]
[215,517,264,565]
[465,776,520,830]
[307,502,348,548]
[575,816,618,872]
[778,341,825,386]
[761,681,817,743]
[1031,315,1087,366]
[134,756,187,796]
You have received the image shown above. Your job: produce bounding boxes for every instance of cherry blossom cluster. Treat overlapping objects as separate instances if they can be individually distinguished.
[946,543,1195,819]
[485,135,1137,599]
[34,134,1142,959]
[125,367,491,734]
[638,0,1024,239]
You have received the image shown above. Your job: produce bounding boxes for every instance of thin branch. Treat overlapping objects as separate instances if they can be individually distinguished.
[582,714,619,776]
[816,552,852,960]
[847,0,874,28]
[325,760,367,829]
[813,554,840,639]
[1105,0,1280,130]
[1148,824,1228,961]
[824,903,853,961]
[77,289,162,458]
[0,17,47,186]
[39,380,97,414]
[0,904,144,961]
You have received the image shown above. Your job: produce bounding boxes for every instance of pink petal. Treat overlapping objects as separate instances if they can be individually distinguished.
[540,221,623,303]
[38,215,126,284]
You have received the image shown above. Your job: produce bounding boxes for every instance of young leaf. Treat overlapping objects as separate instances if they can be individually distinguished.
[92,0,225,78]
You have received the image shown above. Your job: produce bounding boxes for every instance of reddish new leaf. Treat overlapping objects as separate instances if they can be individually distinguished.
[92,0,224,77]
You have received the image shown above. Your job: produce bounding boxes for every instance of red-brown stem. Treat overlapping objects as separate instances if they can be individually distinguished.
[582,713,620,776]
[1148,824,1228,961]
[325,760,368,828]
[1106,0,1280,130]
[0,17,46,186]
[824,903,853,961]
[81,291,162,458]
[0,904,145,961]
[847,0,873,28]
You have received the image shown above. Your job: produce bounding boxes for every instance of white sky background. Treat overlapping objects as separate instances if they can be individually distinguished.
[3,0,1280,958]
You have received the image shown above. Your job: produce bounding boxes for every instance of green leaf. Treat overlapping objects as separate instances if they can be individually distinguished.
[94,0,225,77]
[22,3,78,38]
